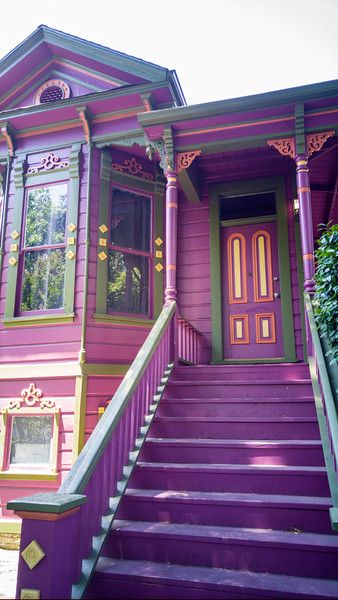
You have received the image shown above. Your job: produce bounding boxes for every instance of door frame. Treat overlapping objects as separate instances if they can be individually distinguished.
[209,176,296,363]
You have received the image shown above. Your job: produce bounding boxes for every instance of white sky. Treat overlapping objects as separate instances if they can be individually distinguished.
[1,0,338,105]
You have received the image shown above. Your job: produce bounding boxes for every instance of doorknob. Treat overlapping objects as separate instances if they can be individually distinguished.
[273,276,279,281]
[274,292,280,299]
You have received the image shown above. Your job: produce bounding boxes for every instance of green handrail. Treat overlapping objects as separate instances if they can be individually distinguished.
[60,300,176,495]
[304,292,338,530]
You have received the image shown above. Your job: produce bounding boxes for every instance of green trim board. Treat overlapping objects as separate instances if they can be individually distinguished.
[221,215,277,227]
[208,176,296,363]
[2,315,75,327]
[95,156,164,321]
[4,143,81,322]
[7,492,86,514]
[295,218,308,361]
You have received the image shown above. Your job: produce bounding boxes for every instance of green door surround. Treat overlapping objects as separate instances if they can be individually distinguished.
[209,176,296,364]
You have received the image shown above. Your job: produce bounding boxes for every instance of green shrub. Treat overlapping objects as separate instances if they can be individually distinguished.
[314,224,338,361]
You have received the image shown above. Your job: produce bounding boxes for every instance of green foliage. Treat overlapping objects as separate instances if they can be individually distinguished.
[314,224,338,360]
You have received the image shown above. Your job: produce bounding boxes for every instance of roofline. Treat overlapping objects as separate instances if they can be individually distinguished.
[139,78,338,127]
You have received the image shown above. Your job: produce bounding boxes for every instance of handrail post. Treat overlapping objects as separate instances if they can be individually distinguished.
[8,493,86,599]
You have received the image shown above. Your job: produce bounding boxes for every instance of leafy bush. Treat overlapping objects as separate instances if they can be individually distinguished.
[314,224,338,360]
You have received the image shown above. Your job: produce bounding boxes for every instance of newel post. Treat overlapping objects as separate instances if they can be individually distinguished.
[8,492,86,599]
[295,154,315,295]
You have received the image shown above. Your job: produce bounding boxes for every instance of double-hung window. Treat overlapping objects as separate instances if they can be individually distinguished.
[107,187,152,317]
[20,183,68,313]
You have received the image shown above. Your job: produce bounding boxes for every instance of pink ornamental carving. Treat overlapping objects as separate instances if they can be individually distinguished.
[267,138,295,159]
[8,383,55,410]
[176,151,202,173]
[306,131,334,156]
[111,157,154,181]
[27,152,69,174]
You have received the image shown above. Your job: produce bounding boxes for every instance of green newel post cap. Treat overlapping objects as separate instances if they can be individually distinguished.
[7,492,86,513]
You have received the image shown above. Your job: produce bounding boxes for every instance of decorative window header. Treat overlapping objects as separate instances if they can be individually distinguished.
[34,79,70,105]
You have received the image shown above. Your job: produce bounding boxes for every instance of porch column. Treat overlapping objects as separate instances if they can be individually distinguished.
[164,166,178,304]
[295,154,315,295]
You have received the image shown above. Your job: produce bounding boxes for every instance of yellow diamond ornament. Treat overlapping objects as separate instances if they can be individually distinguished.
[9,256,17,266]
[155,237,163,246]
[99,238,107,246]
[67,237,75,245]
[155,263,163,272]
[98,251,107,261]
[11,230,20,240]
[20,590,41,599]
[10,243,18,252]
[99,224,108,233]
[66,250,75,260]
[67,223,77,232]
[21,540,45,570]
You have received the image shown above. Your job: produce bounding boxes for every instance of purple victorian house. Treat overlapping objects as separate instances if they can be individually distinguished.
[0,25,337,599]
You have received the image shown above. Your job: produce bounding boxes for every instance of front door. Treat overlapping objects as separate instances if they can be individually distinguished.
[222,221,283,360]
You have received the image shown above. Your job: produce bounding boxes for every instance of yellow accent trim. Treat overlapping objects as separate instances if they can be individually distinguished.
[0,472,58,481]
[72,375,87,462]
[167,176,177,182]
[11,230,20,239]
[10,243,18,252]
[67,237,75,245]
[296,159,307,166]
[0,520,21,533]
[67,223,77,232]
[20,589,41,599]
[66,250,75,260]
[155,237,163,246]
[21,540,45,570]
[258,235,267,297]
[155,250,163,258]
[262,318,270,338]
[235,320,243,339]
[98,251,107,261]
[233,238,242,299]
[99,224,108,233]
[155,263,163,272]
[99,237,107,246]
[9,256,17,266]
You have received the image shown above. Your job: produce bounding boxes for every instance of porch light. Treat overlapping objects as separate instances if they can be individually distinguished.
[293,197,300,217]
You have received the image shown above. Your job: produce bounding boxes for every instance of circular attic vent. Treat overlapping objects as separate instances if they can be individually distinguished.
[34,79,70,105]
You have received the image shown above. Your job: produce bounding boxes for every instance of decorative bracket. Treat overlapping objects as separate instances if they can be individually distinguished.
[8,383,55,410]
[176,151,201,172]
[267,137,295,159]
[27,152,69,174]
[306,131,334,156]
[77,107,91,145]
[140,93,155,112]
[145,127,175,174]
[0,123,15,157]
[111,156,154,181]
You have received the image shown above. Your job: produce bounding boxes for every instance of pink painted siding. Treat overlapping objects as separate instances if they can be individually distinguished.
[83,375,124,444]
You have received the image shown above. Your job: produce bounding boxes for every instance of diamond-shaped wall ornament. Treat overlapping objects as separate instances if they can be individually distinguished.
[99,224,108,234]
[155,263,163,272]
[98,251,107,261]
[67,223,77,232]
[20,590,41,599]
[67,237,75,246]
[155,250,163,258]
[66,250,75,260]
[11,230,20,240]
[9,256,17,266]
[155,237,163,246]
[99,238,107,247]
[10,243,18,252]
[21,540,45,570]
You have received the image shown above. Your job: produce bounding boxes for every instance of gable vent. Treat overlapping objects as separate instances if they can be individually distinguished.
[34,79,70,105]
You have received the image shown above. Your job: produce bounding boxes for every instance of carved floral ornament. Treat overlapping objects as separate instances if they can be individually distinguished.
[111,157,154,181]
[8,383,55,410]
[267,131,335,160]
[176,151,202,173]
[27,152,69,174]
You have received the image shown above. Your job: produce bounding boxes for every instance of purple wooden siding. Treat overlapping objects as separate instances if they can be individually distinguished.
[177,196,211,363]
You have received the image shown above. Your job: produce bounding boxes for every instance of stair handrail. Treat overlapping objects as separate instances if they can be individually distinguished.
[8,300,176,599]
[304,292,338,530]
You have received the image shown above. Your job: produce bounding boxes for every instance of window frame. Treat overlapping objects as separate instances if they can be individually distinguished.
[95,151,165,326]
[3,144,81,327]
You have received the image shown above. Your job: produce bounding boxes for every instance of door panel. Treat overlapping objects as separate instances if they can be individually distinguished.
[222,222,283,360]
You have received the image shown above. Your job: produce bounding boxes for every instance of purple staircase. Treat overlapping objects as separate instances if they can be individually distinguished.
[86,364,338,599]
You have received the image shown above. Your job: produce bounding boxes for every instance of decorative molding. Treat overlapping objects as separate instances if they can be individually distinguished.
[8,383,55,410]
[27,152,69,174]
[21,539,45,570]
[0,124,15,157]
[111,157,154,181]
[306,131,334,156]
[163,126,175,171]
[176,151,201,172]
[77,107,91,144]
[140,93,155,112]
[267,137,295,158]
[34,78,70,105]
[20,589,41,599]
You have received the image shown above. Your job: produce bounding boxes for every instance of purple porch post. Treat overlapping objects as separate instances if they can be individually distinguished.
[164,166,178,363]
[295,154,315,295]
[8,492,86,599]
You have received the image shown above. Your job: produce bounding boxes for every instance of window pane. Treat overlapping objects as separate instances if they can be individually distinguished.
[110,188,151,252]
[107,250,149,315]
[25,184,67,247]
[220,192,276,221]
[10,416,53,465]
[21,249,65,311]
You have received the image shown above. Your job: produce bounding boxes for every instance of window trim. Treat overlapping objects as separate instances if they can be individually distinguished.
[95,151,164,325]
[3,144,80,326]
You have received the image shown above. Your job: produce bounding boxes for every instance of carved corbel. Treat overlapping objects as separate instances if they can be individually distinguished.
[267,137,295,159]
[0,123,15,157]
[306,131,334,156]
[77,107,91,144]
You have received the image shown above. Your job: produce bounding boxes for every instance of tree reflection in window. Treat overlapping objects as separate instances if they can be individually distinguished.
[107,188,151,316]
[10,415,53,465]
[20,184,67,311]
